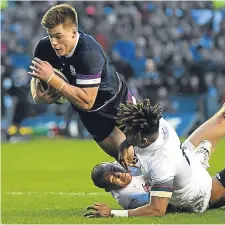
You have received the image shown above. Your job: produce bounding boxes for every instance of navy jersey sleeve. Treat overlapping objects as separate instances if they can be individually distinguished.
[76,50,105,88]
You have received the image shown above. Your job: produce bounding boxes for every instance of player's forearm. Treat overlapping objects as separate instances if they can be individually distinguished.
[128,205,165,217]
[60,83,95,111]
[127,196,168,217]
[46,73,96,110]
[111,205,165,217]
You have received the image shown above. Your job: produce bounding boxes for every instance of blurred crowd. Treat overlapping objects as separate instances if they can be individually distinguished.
[1,1,225,127]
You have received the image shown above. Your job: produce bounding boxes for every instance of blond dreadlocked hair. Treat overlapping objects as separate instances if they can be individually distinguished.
[117,99,163,138]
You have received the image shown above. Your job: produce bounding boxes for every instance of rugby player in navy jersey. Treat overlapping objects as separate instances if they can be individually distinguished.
[28,4,135,159]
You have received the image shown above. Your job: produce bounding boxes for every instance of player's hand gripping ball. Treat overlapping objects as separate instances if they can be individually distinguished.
[30,68,69,104]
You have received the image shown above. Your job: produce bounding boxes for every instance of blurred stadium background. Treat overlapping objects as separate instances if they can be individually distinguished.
[1,0,225,141]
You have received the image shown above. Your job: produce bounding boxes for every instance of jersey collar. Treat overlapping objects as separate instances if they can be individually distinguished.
[65,32,80,58]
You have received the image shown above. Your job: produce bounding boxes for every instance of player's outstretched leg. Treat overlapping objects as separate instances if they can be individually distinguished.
[187,104,225,151]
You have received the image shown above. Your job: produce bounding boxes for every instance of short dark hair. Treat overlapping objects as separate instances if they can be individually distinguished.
[41,4,78,29]
[117,99,163,139]
[91,162,127,191]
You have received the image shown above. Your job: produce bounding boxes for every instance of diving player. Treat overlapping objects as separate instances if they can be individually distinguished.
[28,3,135,159]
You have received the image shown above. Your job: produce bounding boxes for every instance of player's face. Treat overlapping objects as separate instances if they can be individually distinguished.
[104,172,132,188]
[47,24,77,57]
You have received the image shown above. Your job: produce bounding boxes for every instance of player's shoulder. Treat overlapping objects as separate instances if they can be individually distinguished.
[159,118,173,132]
[159,118,180,146]
[77,31,104,56]
[79,31,101,47]
[72,31,106,73]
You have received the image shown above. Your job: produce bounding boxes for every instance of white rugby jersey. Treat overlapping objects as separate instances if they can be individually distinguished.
[135,118,212,213]
[111,175,151,209]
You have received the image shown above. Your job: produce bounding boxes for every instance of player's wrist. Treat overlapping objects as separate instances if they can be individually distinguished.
[47,73,55,84]
[111,210,128,217]
[47,73,66,91]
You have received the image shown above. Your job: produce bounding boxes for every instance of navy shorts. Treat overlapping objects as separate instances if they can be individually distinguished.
[79,90,136,142]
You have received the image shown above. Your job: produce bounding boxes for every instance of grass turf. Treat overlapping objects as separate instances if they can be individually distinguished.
[1,138,225,224]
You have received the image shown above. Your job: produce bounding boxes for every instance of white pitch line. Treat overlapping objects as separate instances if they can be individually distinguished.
[4,191,109,196]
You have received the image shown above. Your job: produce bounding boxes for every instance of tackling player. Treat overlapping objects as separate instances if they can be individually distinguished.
[28,4,135,159]
[84,100,225,217]
[87,139,212,211]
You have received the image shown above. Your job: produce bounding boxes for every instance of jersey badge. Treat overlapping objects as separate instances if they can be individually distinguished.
[70,65,76,76]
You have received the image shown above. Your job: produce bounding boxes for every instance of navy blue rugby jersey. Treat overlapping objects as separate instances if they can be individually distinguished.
[33,30,129,119]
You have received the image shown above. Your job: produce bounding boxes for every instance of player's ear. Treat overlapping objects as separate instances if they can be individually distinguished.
[141,138,148,144]
[72,29,76,38]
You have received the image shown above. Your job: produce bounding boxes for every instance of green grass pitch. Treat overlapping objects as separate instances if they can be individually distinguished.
[1,138,225,224]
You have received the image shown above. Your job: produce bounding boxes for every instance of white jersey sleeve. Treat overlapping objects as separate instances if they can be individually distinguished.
[135,118,180,198]
[149,148,176,184]
[148,149,176,198]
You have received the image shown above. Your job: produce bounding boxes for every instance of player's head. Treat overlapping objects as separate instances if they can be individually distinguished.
[117,99,163,148]
[91,162,132,192]
[41,4,78,56]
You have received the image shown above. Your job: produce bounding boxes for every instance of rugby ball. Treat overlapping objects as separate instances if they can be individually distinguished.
[30,68,69,104]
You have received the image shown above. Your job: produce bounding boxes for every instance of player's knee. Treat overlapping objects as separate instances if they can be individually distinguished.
[209,195,225,209]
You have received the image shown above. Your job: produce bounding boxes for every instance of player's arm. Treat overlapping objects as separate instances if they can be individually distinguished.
[124,157,175,217]
[85,180,173,218]
[127,181,172,216]
[58,83,99,111]
[29,50,104,111]
[59,50,103,110]
[127,197,169,216]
